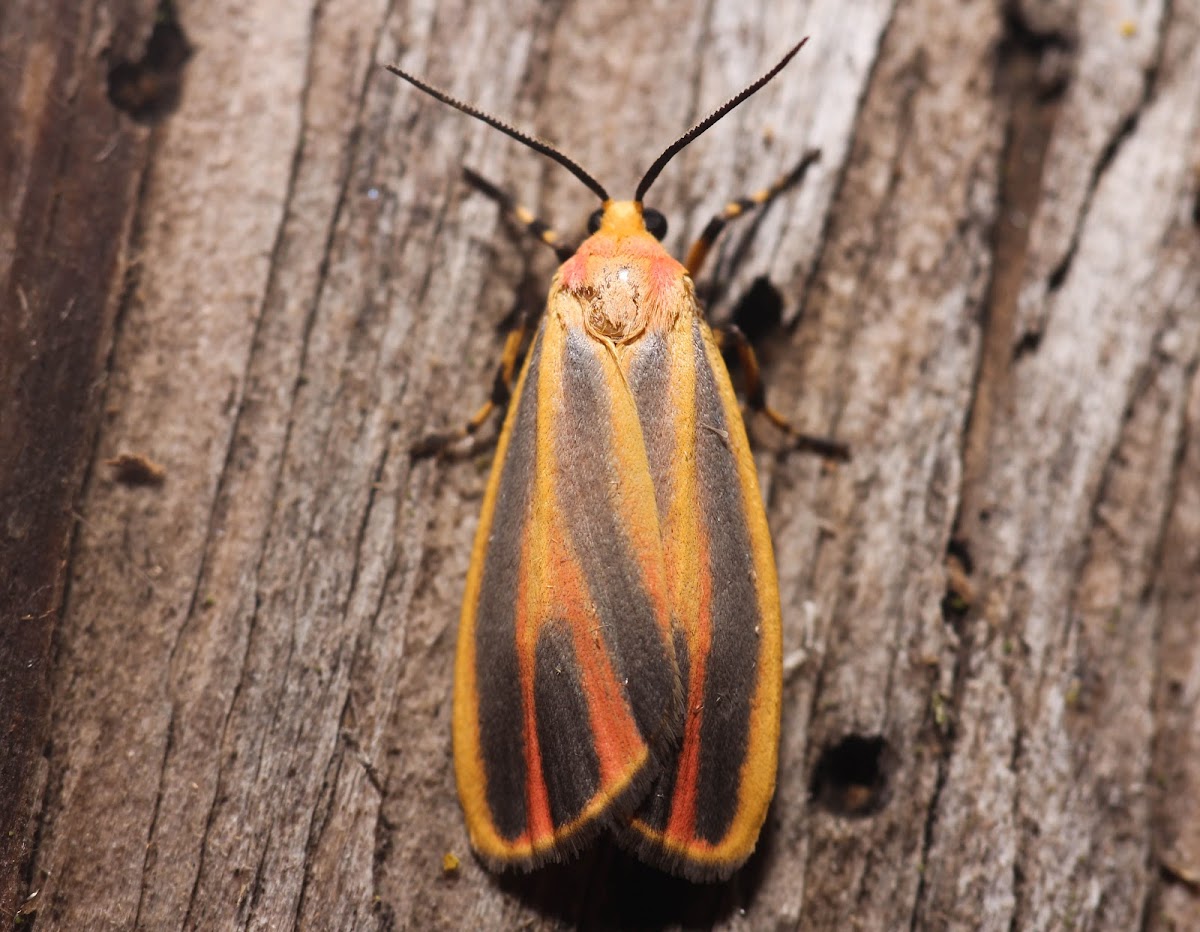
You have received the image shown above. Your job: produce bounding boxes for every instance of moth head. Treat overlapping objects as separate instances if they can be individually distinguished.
[586,203,668,241]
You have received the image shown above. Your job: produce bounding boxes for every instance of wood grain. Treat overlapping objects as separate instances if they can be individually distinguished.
[2,0,1197,928]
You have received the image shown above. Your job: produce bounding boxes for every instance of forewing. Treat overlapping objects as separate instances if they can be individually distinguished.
[454,319,681,870]
[624,315,783,880]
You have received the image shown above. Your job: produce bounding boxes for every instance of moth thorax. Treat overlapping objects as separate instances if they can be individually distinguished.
[582,266,648,343]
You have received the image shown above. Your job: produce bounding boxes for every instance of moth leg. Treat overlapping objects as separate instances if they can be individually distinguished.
[715,324,849,461]
[411,315,529,459]
[414,168,562,459]
[685,149,820,279]
[462,167,576,261]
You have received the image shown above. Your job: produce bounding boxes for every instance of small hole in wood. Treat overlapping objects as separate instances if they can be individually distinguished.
[946,538,974,574]
[107,2,193,124]
[1013,328,1043,359]
[730,275,784,347]
[941,537,975,625]
[810,734,892,817]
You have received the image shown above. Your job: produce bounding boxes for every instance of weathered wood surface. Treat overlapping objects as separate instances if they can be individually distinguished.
[2,0,1198,928]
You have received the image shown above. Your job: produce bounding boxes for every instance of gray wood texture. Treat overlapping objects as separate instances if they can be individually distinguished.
[2,0,1198,928]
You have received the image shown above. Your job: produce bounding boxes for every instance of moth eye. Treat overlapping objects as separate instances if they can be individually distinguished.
[587,208,604,234]
[643,208,668,240]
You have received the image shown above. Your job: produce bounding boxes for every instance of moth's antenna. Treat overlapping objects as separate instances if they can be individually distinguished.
[386,65,610,202]
[634,38,809,203]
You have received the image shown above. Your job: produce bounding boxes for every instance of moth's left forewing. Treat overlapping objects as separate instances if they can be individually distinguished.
[623,300,783,881]
[455,291,685,872]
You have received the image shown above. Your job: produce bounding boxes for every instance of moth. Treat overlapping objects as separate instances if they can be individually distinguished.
[392,38,844,880]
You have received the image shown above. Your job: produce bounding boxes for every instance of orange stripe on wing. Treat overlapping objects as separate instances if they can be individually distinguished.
[515,527,555,850]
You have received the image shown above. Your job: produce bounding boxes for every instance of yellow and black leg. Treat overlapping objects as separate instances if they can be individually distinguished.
[715,323,849,460]
[412,168,567,458]
[715,317,848,462]
[690,150,845,460]
[411,316,530,458]
[685,149,820,278]
[462,167,575,261]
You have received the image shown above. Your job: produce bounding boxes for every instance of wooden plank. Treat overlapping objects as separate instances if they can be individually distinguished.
[2,0,1197,928]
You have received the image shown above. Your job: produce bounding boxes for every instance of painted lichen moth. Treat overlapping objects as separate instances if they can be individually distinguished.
[391,38,846,882]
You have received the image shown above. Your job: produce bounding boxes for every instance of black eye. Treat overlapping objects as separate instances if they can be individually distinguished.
[587,208,604,234]
[643,208,668,240]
